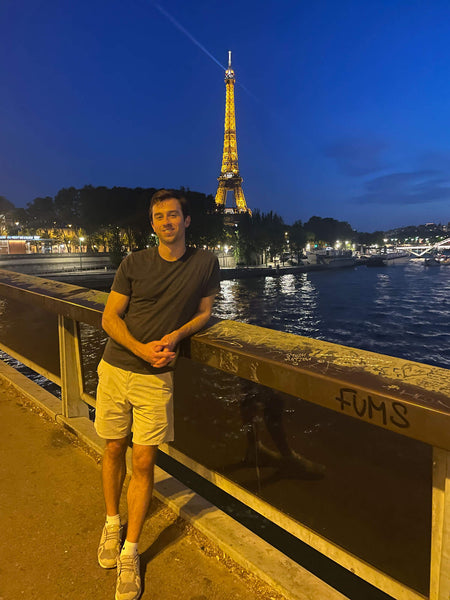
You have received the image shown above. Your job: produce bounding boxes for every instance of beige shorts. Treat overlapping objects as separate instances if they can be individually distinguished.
[95,359,174,446]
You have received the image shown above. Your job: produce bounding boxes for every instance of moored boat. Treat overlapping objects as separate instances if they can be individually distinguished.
[424,256,440,267]
[366,251,411,267]
[305,248,356,268]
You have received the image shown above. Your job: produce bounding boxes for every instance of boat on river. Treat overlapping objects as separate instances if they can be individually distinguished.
[304,248,356,268]
[366,251,411,267]
[424,256,441,267]
[424,253,450,266]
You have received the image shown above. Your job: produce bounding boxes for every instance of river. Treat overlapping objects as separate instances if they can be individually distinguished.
[214,260,450,369]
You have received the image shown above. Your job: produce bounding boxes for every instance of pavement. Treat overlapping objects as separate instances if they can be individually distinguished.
[0,362,348,600]
[0,386,286,600]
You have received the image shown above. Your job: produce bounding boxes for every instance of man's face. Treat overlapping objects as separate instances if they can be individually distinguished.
[151,198,190,245]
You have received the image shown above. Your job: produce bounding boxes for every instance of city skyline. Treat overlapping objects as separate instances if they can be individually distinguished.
[1,0,450,232]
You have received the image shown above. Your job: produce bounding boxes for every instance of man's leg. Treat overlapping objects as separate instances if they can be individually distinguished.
[125,443,158,543]
[98,437,128,569]
[102,437,129,516]
[115,444,157,600]
[95,360,131,519]
[115,370,172,600]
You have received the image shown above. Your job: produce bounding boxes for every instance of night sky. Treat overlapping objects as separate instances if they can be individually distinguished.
[2,0,450,231]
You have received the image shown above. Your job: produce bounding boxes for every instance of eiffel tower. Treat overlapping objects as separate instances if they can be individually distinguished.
[215,51,251,214]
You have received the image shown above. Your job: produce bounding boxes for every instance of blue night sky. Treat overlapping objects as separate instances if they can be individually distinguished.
[1,0,450,231]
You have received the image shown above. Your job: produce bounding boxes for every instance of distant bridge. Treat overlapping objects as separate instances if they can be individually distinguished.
[398,237,450,257]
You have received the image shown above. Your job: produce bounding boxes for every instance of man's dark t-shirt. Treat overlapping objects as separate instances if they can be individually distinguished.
[102,247,221,375]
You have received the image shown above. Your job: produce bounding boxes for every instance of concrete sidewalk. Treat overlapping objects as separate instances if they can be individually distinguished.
[0,361,348,600]
[0,385,287,600]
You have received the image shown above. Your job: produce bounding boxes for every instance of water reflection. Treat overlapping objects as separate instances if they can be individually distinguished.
[215,273,321,338]
[0,350,61,396]
[374,272,391,304]
[216,279,241,322]
[294,275,321,336]
[222,380,325,491]
[79,323,107,396]
[279,273,296,296]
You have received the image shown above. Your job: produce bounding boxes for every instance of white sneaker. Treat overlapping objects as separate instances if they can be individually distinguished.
[97,523,123,569]
[116,553,141,600]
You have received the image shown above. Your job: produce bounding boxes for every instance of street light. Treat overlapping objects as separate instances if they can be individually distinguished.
[79,237,85,270]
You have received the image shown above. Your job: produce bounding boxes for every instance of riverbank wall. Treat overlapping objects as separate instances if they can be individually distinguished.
[42,263,357,289]
[0,253,359,290]
[0,252,112,275]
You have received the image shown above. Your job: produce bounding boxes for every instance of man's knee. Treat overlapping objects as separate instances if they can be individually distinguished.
[132,445,158,476]
[104,437,129,460]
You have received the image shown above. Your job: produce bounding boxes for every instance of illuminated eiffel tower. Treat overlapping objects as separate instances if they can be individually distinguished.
[215,51,251,214]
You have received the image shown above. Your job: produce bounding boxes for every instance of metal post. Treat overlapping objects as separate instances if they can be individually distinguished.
[58,314,89,418]
[430,447,450,599]
[79,236,84,270]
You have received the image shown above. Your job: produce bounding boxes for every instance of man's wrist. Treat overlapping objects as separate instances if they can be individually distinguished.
[169,330,182,346]
[132,340,146,359]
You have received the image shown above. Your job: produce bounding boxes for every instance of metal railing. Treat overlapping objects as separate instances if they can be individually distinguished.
[0,268,449,600]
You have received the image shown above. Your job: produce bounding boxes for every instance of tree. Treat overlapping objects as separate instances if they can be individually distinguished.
[60,227,82,253]
[26,196,55,229]
[304,216,354,246]
[108,226,127,268]
[289,220,308,262]
[0,196,15,213]
[234,212,256,265]
[185,192,226,248]
[260,211,286,262]
[117,187,156,251]
[54,187,81,227]
[356,231,385,246]
[233,210,286,265]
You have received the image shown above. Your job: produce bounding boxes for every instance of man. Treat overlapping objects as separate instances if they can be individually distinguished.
[95,189,220,600]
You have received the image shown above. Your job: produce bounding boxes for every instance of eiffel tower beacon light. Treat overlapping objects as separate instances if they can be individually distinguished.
[215,51,251,214]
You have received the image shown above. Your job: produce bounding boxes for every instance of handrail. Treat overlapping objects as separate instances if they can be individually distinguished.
[1,267,450,600]
[191,320,450,451]
[0,269,106,327]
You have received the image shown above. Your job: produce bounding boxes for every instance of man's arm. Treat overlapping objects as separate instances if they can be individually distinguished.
[159,294,217,351]
[102,290,176,367]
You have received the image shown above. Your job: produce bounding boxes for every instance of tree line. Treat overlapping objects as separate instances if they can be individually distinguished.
[0,187,387,265]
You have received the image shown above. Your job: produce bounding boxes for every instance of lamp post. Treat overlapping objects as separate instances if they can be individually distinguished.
[79,237,85,270]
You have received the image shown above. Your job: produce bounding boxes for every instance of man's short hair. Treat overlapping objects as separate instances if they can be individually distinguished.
[150,189,190,220]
